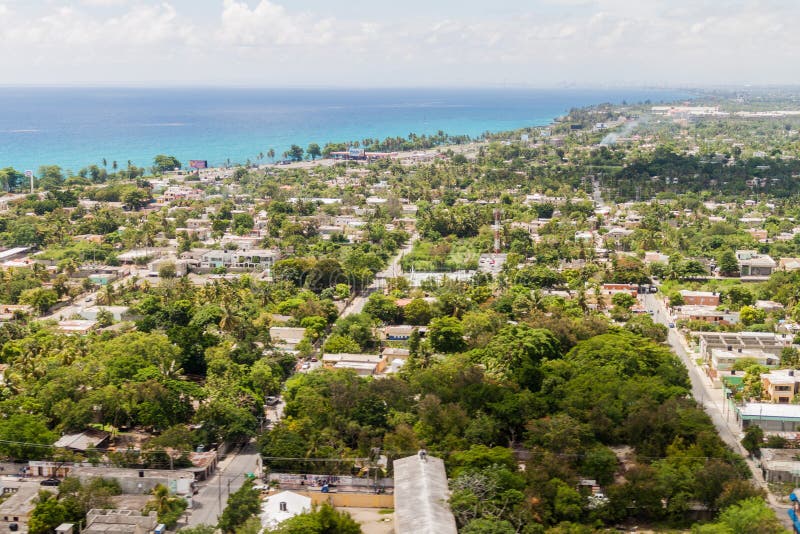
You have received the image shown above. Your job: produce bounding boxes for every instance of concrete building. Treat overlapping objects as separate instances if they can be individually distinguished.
[675,305,739,325]
[393,454,457,534]
[69,467,195,496]
[83,510,158,534]
[760,449,800,483]
[736,250,777,278]
[269,327,307,351]
[736,403,800,432]
[762,370,800,403]
[321,354,386,376]
[199,249,279,271]
[53,429,110,452]
[0,483,54,533]
[697,332,793,359]
[260,491,311,530]
[679,290,720,306]
[710,348,780,372]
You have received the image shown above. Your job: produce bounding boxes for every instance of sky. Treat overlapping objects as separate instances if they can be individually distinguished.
[0,0,797,87]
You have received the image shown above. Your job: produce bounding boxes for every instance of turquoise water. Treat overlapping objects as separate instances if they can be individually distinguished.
[0,87,687,172]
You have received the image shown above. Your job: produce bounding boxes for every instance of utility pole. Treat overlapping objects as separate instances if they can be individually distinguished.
[217,471,222,522]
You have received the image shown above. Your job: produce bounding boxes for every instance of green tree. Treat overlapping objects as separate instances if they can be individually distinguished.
[611,292,635,309]
[718,249,739,277]
[144,484,187,529]
[122,188,151,211]
[363,293,400,323]
[232,213,255,235]
[739,306,766,327]
[218,480,261,533]
[271,504,361,534]
[307,143,322,160]
[153,154,182,173]
[402,298,432,326]
[19,287,59,315]
[288,145,304,162]
[428,316,466,353]
[694,497,784,534]
[159,262,177,279]
[741,426,764,457]
[479,324,560,388]
[323,334,361,354]
[28,491,73,534]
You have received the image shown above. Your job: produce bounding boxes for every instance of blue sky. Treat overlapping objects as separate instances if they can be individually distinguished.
[0,0,797,87]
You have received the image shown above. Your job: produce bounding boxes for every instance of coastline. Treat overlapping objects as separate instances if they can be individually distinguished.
[0,87,690,173]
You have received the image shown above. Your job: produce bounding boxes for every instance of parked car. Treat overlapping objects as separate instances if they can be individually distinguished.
[265,396,280,406]
[40,478,60,486]
[668,322,675,328]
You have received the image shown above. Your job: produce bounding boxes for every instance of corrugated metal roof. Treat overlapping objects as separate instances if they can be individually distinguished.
[393,455,457,534]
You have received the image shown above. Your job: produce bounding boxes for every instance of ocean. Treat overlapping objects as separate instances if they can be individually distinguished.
[0,87,689,172]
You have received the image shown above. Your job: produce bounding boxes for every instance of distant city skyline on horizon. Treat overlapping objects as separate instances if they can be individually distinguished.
[0,0,798,87]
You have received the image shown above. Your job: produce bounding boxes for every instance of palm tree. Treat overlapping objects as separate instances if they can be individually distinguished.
[112,161,118,171]
[97,284,116,306]
[102,158,107,168]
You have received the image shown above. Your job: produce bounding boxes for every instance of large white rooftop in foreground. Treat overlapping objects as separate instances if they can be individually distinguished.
[393,454,457,534]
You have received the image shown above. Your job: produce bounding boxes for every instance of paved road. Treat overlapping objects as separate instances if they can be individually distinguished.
[643,293,792,526]
[187,441,261,527]
[338,233,418,319]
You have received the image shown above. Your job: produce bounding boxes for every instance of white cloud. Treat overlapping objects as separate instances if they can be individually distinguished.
[218,0,336,47]
[0,0,799,86]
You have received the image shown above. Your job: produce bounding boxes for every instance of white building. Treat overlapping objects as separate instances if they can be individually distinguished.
[260,491,311,530]
[200,249,279,271]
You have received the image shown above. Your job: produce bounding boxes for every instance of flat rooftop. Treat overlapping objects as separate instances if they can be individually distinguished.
[393,455,457,534]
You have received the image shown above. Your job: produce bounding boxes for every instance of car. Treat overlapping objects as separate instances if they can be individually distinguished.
[310,357,318,362]
[265,396,280,406]
[301,362,310,370]
[668,322,675,328]
[40,478,60,486]
[85,297,93,303]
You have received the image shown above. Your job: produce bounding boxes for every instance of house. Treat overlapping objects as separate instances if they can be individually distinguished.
[736,250,777,278]
[56,320,98,335]
[269,327,307,351]
[260,491,311,530]
[53,429,110,452]
[644,251,670,265]
[199,249,279,271]
[83,509,158,534]
[0,483,55,533]
[760,449,800,482]
[0,247,31,263]
[0,305,34,322]
[69,467,195,496]
[756,300,785,313]
[603,227,634,243]
[697,332,793,359]
[383,325,418,341]
[601,283,638,296]
[762,370,800,403]
[679,290,720,306]
[675,305,739,325]
[736,403,800,432]
[779,258,800,272]
[710,348,779,372]
[321,354,386,376]
[382,347,410,363]
[394,454,457,534]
